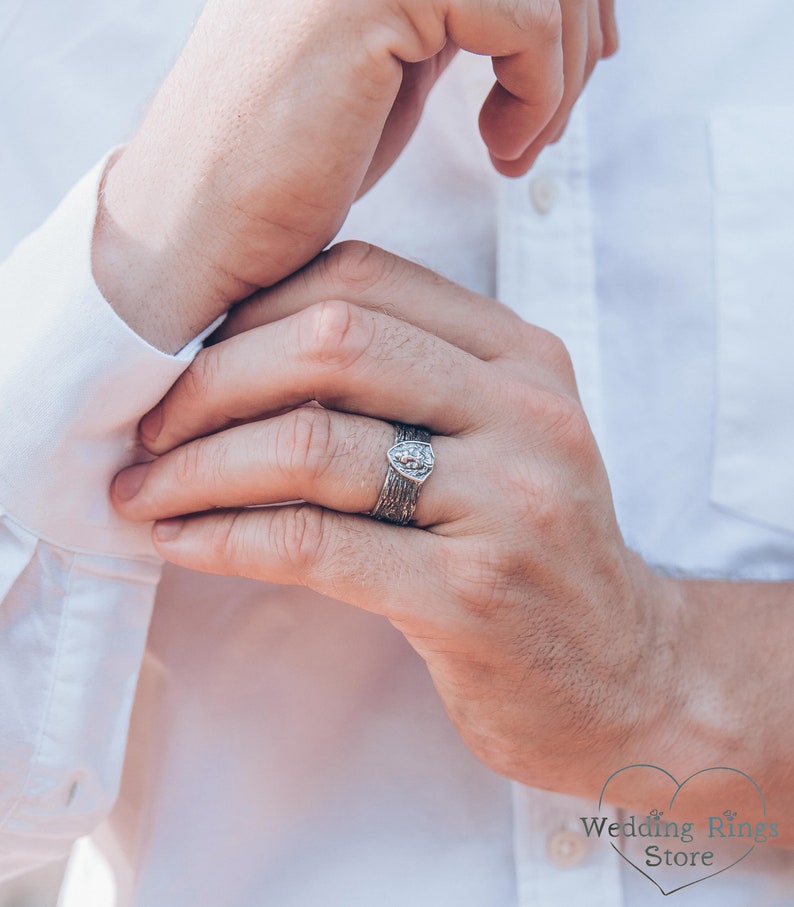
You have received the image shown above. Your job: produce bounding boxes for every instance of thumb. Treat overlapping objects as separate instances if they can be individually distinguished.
[358,43,459,198]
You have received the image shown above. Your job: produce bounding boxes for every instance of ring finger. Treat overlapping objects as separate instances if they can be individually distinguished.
[112,406,476,530]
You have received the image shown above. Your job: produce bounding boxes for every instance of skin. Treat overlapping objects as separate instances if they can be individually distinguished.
[94,0,794,861]
[112,244,794,845]
[92,0,617,352]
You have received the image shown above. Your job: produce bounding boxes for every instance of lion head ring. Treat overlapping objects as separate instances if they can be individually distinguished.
[369,424,435,526]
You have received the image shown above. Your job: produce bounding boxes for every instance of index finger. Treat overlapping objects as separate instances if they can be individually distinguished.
[216,242,533,362]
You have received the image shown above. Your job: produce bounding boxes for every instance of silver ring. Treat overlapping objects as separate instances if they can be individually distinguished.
[369,423,435,526]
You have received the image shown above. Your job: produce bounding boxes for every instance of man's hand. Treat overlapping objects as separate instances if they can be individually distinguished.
[108,243,794,847]
[92,0,616,352]
[112,243,794,838]
[110,242,672,794]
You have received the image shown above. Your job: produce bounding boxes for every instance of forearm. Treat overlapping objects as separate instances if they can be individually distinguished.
[91,0,602,356]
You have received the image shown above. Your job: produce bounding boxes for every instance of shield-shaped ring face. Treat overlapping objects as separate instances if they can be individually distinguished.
[387,441,435,484]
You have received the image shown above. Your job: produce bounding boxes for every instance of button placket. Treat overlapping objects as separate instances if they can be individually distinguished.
[496,101,607,452]
[511,784,624,906]
[546,826,590,869]
[529,175,560,215]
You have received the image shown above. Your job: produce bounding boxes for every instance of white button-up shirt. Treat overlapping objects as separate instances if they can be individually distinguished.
[1,2,793,905]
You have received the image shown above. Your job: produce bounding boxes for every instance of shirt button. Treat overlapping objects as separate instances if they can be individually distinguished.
[529,175,559,215]
[546,828,589,869]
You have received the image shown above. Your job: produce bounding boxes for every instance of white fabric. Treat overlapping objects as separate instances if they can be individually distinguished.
[1,1,793,905]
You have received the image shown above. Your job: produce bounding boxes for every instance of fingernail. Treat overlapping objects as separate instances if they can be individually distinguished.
[154,518,184,542]
[114,463,149,501]
[140,406,163,443]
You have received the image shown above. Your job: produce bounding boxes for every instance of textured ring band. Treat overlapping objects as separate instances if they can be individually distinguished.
[369,423,435,526]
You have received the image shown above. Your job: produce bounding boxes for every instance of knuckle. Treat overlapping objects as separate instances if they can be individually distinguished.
[534,327,577,387]
[172,441,204,488]
[587,25,604,68]
[531,388,591,454]
[297,299,376,372]
[502,0,562,37]
[599,10,619,57]
[179,347,220,404]
[492,396,596,523]
[278,406,337,480]
[601,29,618,58]
[207,511,252,572]
[271,505,328,579]
[501,464,560,537]
[321,239,395,294]
[492,312,538,365]
[443,542,515,621]
[490,397,603,542]
[172,436,229,491]
[532,0,563,40]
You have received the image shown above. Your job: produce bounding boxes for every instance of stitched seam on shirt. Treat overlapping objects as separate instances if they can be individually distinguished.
[0,546,76,833]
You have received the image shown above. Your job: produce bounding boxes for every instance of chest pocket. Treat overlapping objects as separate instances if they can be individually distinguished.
[710,107,794,535]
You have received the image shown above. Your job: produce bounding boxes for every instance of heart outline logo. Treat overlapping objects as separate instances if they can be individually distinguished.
[597,764,767,896]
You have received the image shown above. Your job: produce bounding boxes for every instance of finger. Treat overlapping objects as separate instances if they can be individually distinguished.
[217,242,530,362]
[598,0,619,57]
[142,300,495,455]
[150,504,455,625]
[509,0,592,170]
[359,45,459,198]
[389,0,564,167]
[441,0,565,167]
[115,406,473,528]
[155,244,581,454]
[549,114,570,145]
[583,0,605,80]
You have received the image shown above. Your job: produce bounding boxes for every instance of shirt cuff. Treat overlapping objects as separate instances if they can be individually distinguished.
[0,155,212,558]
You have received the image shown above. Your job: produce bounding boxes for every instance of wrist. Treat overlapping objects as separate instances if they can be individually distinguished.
[617,567,731,777]
[593,554,689,781]
[92,145,252,353]
[569,559,690,804]
[627,567,689,762]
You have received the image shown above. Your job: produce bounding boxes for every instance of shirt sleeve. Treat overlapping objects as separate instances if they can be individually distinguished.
[0,156,207,880]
